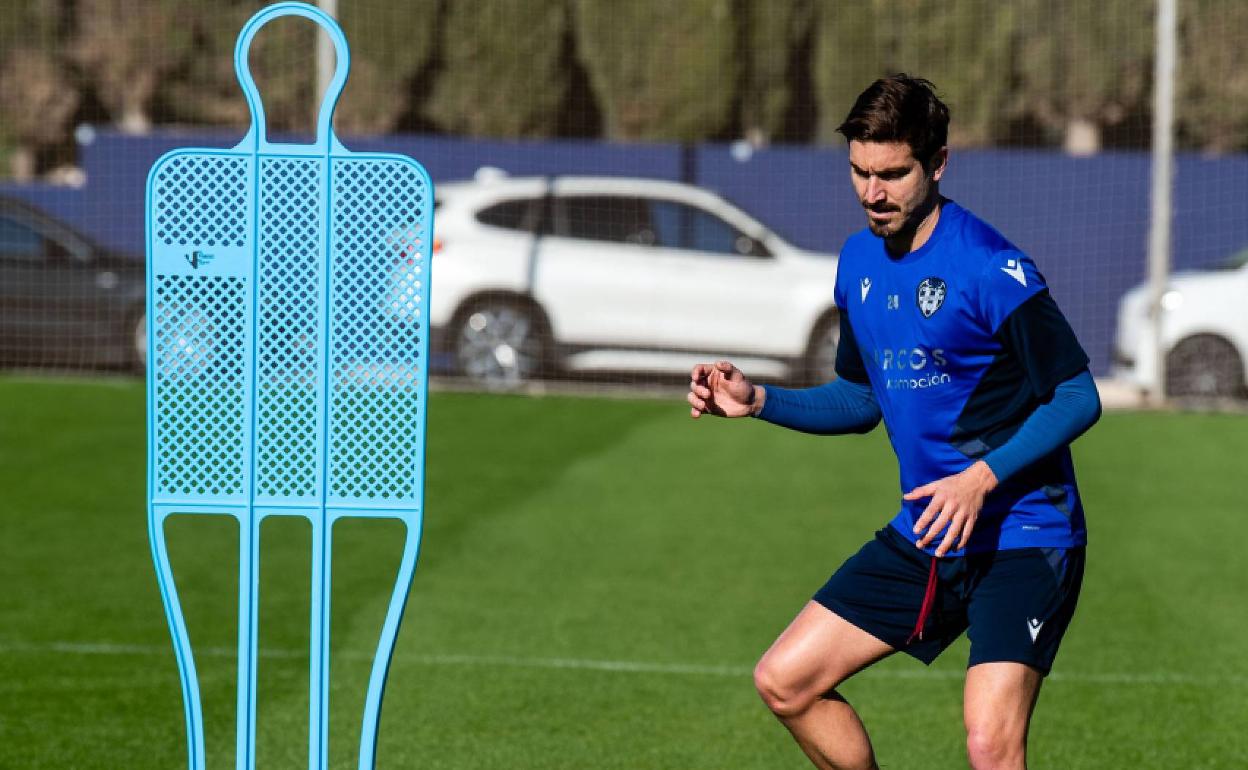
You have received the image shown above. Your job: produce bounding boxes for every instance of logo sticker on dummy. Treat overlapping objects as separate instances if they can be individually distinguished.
[916,277,946,318]
[184,250,215,269]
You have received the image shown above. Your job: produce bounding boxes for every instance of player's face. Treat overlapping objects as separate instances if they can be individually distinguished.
[848,141,946,238]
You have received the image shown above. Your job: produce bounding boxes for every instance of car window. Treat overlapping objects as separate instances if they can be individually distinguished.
[530,196,554,235]
[476,199,530,230]
[475,197,553,235]
[0,216,46,263]
[649,201,684,248]
[689,207,741,254]
[559,196,655,245]
[647,200,770,257]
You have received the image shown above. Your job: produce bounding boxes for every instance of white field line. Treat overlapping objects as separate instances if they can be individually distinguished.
[0,639,1243,688]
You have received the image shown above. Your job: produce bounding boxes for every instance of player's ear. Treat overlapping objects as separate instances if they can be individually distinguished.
[927,147,948,182]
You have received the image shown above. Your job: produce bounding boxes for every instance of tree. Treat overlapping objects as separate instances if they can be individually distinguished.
[812,0,887,143]
[573,0,739,141]
[334,1,439,136]
[891,0,1017,147]
[1178,0,1248,152]
[158,2,272,131]
[0,49,79,180]
[0,1,75,179]
[1012,0,1154,153]
[157,1,337,137]
[739,0,817,144]
[70,0,188,134]
[813,0,1016,147]
[424,0,570,138]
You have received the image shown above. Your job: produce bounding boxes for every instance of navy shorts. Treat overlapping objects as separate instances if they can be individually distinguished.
[813,526,1084,674]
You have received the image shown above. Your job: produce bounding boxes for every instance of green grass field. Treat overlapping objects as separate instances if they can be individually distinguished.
[1,374,1246,769]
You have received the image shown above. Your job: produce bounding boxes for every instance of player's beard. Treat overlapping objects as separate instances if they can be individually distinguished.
[864,203,908,238]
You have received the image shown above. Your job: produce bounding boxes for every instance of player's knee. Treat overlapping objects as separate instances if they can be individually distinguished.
[965,722,1024,770]
[752,658,815,719]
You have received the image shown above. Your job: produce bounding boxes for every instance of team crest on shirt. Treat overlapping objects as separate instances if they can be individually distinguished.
[916,277,947,318]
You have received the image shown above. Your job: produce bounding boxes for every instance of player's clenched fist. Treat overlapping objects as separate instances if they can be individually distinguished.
[687,360,764,418]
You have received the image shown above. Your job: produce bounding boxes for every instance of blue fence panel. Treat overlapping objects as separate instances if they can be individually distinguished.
[699,145,1248,374]
[56,130,684,256]
[6,129,1247,376]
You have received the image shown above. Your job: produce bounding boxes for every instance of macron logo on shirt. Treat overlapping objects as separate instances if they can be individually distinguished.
[861,277,872,303]
[1002,258,1027,287]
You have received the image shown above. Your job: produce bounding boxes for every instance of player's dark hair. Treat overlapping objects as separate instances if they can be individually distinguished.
[837,75,949,167]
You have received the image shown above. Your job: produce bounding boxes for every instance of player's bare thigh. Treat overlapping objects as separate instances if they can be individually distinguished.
[754,601,895,716]
[963,662,1043,768]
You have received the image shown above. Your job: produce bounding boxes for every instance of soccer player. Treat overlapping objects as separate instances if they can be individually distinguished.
[686,75,1101,770]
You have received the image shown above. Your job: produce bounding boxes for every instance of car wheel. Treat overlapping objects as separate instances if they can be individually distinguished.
[801,311,841,386]
[1165,334,1245,398]
[130,308,148,374]
[453,300,550,387]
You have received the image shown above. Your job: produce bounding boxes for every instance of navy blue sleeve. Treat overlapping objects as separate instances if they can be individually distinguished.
[1001,289,1090,397]
[983,369,1101,482]
[835,311,870,384]
[754,378,882,435]
[950,289,1092,455]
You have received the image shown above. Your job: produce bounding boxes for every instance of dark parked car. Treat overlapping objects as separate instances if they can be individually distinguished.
[0,195,146,371]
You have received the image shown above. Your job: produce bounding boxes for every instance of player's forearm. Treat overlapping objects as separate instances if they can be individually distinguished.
[982,369,1101,483]
[752,378,882,435]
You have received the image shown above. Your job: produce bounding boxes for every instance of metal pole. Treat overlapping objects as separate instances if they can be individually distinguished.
[1146,0,1177,402]
[316,0,339,131]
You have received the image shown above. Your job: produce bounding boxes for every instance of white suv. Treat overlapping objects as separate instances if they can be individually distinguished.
[414,173,841,386]
[1113,250,1248,398]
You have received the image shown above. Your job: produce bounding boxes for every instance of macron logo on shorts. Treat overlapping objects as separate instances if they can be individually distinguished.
[1027,618,1044,643]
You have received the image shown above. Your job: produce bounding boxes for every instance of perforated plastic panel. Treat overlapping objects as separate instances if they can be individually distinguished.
[152,274,249,498]
[255,157,324,502]
[144,5,433,770]
[153,155,250,249]
[328,159,427,503]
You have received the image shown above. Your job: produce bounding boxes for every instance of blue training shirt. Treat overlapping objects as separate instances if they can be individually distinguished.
[833,199,1090,555]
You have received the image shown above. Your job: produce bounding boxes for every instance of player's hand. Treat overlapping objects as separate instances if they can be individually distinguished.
[904,461,999,557]
[687,360,761,419]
